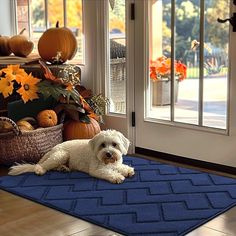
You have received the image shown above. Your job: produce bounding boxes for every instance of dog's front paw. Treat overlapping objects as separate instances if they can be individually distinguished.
[119,166,135,177]
[110,173,125,184]
[127,167,135,177]
[56,165,70,172]
[34,164,46,175]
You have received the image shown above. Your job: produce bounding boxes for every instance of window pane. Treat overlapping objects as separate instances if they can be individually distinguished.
[48,0,64,28]
[203,0,229,129]
[108,0,126,114]
[66,0,84,64]
[31,0,46,53]
[17,0,30,36]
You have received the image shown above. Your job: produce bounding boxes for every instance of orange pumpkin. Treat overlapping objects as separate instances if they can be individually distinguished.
[63,118,101,140]
[9,28,34,57]
[38,21,77,63]
[0,35,11,56]
[37,110,58,128]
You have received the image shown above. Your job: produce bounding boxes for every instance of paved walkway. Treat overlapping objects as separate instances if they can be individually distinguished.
[150,78,227,129]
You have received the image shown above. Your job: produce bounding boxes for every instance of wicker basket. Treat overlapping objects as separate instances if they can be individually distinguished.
[0,117,63,166]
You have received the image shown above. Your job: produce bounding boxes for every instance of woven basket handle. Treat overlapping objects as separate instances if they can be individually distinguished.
[0,117,21,135]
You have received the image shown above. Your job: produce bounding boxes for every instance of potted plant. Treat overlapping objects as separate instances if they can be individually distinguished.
[150,56,187,105]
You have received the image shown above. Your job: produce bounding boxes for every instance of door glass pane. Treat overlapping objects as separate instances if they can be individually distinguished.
[108,0,126,114]
[148,0,229,130]
[149,0,171,120]
[174,0,200,125]
[203,1,229,129]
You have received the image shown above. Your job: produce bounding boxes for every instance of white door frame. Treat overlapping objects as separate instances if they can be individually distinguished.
[100,0,135,153]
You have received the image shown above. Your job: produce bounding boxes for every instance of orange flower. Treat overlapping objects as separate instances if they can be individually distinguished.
[176,61,187,81]
[157,59,170,76]
[150,66,157,81]
[1,64,28,83]
[0,74,14,98]
[150,56,187,81]
[17,73,41,103]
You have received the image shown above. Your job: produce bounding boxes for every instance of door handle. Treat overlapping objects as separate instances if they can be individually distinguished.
[217,13,236,32]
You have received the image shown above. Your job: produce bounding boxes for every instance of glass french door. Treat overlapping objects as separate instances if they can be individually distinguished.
[135,0,236,167]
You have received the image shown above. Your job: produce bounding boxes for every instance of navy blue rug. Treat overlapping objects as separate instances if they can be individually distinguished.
[1,156,236,236]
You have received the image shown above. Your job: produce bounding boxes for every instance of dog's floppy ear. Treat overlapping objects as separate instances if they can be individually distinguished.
[117,131,130,155]
[89,133,99,152]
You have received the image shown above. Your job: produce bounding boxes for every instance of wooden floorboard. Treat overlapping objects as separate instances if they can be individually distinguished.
[1,155,236,236]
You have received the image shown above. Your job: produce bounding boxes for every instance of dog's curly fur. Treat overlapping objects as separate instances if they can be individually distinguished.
[9,130,135,184]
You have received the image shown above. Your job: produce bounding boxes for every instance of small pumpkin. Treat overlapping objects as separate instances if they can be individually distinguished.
[9,28,34,57]
[63,118,101,140]
[38,21,77,64]
[37,109,58,128]
[0,35,11,56]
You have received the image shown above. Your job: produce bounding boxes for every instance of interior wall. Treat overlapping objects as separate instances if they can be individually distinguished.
[0,0,16,36]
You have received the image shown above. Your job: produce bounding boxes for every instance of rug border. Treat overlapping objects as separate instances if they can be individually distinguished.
[1,182,236,236]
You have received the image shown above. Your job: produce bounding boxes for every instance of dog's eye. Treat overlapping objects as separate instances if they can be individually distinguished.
[101,143,106,148]
[112,142,117,147]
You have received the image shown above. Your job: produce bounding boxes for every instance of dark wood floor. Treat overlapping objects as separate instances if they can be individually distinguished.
[0,155,236,236]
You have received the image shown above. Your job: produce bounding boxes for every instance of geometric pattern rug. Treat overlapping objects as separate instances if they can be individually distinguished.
[1,155,236,236]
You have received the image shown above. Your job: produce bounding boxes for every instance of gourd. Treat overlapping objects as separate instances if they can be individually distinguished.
[9,28,34,57]
[16,120,34,131]
[63,118,101,140]
[38,21,77,64]
[0,120,13,133]
[0,35,11,56]
[37,110,58,128]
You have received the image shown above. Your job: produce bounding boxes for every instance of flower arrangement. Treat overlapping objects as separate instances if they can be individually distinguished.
[0,64,40,103]
[0,64,78,103]
[0,63,108,124]
[150,56,187,82]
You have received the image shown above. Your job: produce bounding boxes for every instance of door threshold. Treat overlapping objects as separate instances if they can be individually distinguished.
[135,147,236,176]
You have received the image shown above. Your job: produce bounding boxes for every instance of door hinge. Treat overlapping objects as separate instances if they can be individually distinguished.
[131,3,135,20]
[132,112,136,127]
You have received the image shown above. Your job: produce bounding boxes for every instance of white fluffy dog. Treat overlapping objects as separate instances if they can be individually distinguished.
[9,130,135,184]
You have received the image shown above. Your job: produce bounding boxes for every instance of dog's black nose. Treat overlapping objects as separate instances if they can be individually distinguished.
[106,152,112,158]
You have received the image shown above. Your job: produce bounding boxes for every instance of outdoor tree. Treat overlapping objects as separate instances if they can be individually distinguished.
[162,0,229,64]
[109,0,125,33]
[205,0,229,50]
[31,0,83,30]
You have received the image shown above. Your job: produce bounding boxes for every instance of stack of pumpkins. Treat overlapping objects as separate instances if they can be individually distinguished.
[0,28,34,57]
[0,21,101,140]
[0,21,77,61]
[37,21,101,140]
